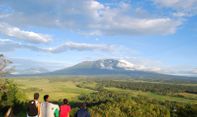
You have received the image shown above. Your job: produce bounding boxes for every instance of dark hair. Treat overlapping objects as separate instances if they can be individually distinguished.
[44,95,49,101]
[34,93,39,100]
[63,98,68,104]
[80,102,86,109]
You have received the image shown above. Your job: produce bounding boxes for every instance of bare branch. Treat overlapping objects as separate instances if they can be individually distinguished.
[0,54,12,77]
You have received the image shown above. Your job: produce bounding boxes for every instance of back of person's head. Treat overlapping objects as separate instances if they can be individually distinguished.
[80,102,86,109]
[63,98,68,104]
[44,95,49,102]
[34,93,39,100]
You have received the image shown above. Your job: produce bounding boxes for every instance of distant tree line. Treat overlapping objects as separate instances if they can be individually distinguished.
[97,80,197,95]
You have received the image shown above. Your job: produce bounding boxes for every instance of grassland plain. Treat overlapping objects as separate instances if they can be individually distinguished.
[11,77,197,104]
[13,78,94,101]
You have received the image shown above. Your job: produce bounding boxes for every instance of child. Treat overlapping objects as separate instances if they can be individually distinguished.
[59,98,71,117]
[75,103,90,117]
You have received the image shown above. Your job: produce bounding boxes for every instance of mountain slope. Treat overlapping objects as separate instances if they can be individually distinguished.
[45,59,191,79]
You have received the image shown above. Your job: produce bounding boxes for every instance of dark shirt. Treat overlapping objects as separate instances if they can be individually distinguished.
[75,108,90,117]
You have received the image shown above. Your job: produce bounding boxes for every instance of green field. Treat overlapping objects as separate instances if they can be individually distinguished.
[13,78,94,101]
[11,77,197,104]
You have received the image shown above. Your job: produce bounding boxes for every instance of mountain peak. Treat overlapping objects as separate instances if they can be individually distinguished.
[73,59,135,71]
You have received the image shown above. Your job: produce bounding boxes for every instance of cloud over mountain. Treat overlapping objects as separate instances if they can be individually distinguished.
[0,39,114,53]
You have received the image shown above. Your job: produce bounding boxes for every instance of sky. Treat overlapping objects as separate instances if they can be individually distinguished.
[0,0,197,76]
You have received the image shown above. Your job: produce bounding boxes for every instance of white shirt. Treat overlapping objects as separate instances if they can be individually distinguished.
[40,102,59,117]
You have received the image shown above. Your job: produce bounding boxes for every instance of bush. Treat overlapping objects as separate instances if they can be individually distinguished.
[0,79,26,116]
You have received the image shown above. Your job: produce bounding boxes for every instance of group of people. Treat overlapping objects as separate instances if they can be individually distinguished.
[27,93,90,117]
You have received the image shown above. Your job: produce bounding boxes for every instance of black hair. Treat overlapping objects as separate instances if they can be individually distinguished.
[80,102,86,109]
[34,93,39,100]
[44,95,49,101]
[63,98,68,104]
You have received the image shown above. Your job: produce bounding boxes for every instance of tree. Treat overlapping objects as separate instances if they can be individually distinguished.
[0,54,12,77]
[0,54,19,116]
[0,79,26,116]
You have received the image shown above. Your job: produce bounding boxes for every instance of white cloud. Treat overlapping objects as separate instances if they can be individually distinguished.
[0,0,182,35]
[45,42,114,53]
[153,0,197,9]
[0,39,43,52]
[10,58,68,74]
[0,23,51,43]
[118,57,197,76]
[154,0,180,7]
[0,39,114,53]
[98,18,181,35]
[192,68,197,74]
[153,0,197,16]
[172,12,187,17]
[117,59,162,72]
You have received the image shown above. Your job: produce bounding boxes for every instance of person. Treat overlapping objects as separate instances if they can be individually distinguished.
[75,103,90,117]
[53,104,59,117]
[59,98,71,117]
[53,101,60,117]
[40,95,59,117]
[27,93,41,117]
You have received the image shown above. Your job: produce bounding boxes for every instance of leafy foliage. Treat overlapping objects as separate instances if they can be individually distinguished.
[0,79,26,106]
[0,79,26,116]
[78,90,197,117]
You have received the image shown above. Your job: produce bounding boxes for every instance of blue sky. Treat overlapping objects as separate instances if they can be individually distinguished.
[0,0,197,75]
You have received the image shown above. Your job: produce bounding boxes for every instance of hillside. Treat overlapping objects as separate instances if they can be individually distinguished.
[41,59,197,81]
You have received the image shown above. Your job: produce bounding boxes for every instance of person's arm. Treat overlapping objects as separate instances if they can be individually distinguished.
[67,105,71,117]
[68,105,71,112]
[54,108,59,117]
[37,102,41,117]
[39,103,42,117]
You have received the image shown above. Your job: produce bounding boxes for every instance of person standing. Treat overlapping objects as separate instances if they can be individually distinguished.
[40,95,59,117]
[27,93,41,117]
[75,103,90,117]
[59,98,71,117]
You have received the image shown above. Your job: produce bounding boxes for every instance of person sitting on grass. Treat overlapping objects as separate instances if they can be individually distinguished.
[27,93,41,117]
[75,103,90,117]
[59,98,71,117]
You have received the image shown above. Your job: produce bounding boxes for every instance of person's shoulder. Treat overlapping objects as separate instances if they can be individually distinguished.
[75,109,80,113]
[61,104,70,107]
[41,102,47,106]
[51,103,59,108]
[29,100,35,102]
[28,100,35,104]
[50,103,57,106]
[66,104,71,107]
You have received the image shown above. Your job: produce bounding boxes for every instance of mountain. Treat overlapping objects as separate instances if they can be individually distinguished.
[44,59,194,80]
[12,67,49,75]
[10,58,67,75]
